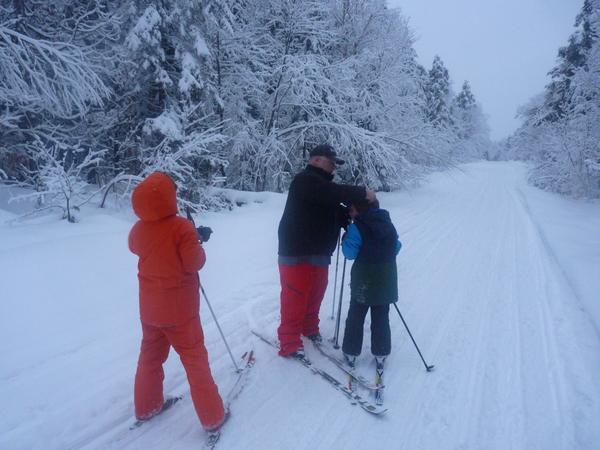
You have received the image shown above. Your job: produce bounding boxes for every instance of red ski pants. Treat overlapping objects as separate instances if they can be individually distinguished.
[277,263,328,355]
[134,316,225,430]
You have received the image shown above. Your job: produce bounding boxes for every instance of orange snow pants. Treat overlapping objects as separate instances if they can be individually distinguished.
[134,316,225,430]
[277,263,328,355]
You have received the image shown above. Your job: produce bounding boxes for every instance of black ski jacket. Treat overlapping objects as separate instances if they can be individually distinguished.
[278,165,366,264]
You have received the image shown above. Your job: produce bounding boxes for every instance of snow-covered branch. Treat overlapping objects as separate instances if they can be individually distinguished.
[0,25,110,117]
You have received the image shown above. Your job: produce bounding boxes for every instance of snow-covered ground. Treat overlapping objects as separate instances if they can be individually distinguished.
[1,161,599,450]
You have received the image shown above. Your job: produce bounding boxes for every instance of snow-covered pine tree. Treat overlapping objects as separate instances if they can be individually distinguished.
[562,1,600,196]
[451,81,490,160]
[419,55,462,161]
[453,81,476,138]
[425,56,453,129]
[118,0,229,209]
[543,0,598,123]
[507,0,600,198]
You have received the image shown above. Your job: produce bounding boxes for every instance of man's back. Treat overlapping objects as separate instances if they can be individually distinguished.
[278,165,365,259]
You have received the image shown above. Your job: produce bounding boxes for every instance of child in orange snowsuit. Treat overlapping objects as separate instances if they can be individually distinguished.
[128,172,225,431]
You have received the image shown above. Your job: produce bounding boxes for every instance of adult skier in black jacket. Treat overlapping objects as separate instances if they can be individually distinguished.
[277,144,376,356]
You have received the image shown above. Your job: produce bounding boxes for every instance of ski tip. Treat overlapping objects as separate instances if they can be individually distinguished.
[236,350,256,373]
[204,431,221,449]
[165,395,183,405]
[365,405,388,415]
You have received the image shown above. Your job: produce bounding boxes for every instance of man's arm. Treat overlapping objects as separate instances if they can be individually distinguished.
[296,175,368,206]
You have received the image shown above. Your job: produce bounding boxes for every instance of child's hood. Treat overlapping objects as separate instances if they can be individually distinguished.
[356,208,397,240]
[132,172,178,222]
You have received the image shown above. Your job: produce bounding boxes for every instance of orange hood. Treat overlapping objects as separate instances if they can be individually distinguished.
[132,172,178,222]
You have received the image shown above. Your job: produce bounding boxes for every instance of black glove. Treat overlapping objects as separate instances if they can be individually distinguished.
[336,204,351,230]
[196,226,213,242]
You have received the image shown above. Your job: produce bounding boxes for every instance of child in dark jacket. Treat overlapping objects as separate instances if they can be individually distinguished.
[341,199,401,369]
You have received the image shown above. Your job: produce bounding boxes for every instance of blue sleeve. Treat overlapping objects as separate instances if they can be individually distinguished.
[342,223,362,260]
[395,238,402,255]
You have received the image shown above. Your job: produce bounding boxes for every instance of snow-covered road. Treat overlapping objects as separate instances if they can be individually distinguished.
[1,161,599,449]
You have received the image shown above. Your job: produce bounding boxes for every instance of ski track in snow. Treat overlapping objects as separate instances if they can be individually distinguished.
[1,161,599,450]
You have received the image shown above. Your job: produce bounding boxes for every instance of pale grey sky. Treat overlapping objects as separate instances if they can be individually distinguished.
[388,0,583,140]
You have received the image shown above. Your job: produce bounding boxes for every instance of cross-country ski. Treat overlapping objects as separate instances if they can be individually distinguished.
[310,341,378,391]
[252,331,387,416]
[203,350,256,449]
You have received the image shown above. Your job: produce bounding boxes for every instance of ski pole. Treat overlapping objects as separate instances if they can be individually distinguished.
[330,233,341,320]
[333,257,347,349]
[392,303,434,372]
[185,206,240,373]
[201,285,241,372]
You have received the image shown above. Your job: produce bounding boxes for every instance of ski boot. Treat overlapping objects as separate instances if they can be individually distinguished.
[287,346,306,360]
[130,396,182,429]
[205,408,230,448]
[374,356,386,405]
[343,353,357,369]
[307,333,323,344]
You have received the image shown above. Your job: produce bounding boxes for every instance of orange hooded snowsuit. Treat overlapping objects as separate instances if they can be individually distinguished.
[129,172,224,430]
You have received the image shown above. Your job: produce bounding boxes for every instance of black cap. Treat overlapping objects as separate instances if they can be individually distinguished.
[309,144,345,165]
